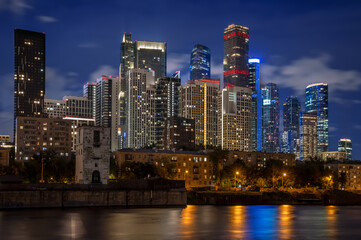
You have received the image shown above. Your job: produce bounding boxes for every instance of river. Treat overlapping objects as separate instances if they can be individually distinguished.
[1,205,361,239]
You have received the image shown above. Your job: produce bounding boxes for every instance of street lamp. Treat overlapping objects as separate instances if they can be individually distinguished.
[235,171,239,189]
[282,173,287,188]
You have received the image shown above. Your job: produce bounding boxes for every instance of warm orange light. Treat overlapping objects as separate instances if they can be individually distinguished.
[236,171,239,175]
[283,173,287,176]
[185,170,189,174]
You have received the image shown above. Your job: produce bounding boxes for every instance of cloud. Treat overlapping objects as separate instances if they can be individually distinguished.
[355,125,361,130]
[36,15,58,23]
[352,99,361,104]
[329,126,337,132]
[211,63,223,81]
[0,0,32,15]
[78,43,98,48]
[67,72,79,77]
[46,67,80,99]
[261,54,361,96]
[89,65,118,82]
[167,53,189,79]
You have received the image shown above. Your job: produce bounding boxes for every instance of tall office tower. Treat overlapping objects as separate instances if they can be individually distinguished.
[248,58,262,151]
[262,83,280,153]
[299,112,317,160]
[154,76,181,148]
[14,29,46,139]
[126,69,156,148]
[83,82,97,118]
[189,44,211,80]
[63,96,92,118]
[95,76,120,152]
[305,83,328,152]
[44,99,66,118]
[218,87,252,151]
[282,96,301,154]
[223,24,249,87]
[338,138,352,160]
[164,116,195,150]
[134,41,166,79]
[179,79,219,148]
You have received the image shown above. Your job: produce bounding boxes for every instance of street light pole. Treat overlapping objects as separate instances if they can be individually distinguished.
[282,173,286,188]
[235,171,239,189]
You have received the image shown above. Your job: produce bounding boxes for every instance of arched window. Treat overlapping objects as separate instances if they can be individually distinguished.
[92,170,101,183]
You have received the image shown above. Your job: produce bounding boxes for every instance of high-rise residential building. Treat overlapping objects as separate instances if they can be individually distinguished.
[179,79,219,148]
[262,83,280,153]
[126,69,156,148]
[14,29,46,139]
[338,138,352,160]
[164,116,195,150]
[305,83,328,152]
[63,96,92,118]
[120,33,135,82]
[223,24,249,87]
[218,86,252,151]
[44,99,66,119]
[63,116,95,152]
[248,58,262,151]
[134,40,166,79]
[94,76,120,152]
[83,82,97,118]
[189,44,211,80]
[299,112,317,160]
[154,76,181,148]
[282,96,301,154]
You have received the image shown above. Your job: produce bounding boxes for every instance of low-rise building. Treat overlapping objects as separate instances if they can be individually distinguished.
[0,148,10,166]
[326,161,361,190]
[116,149,213,188]
[316,151,347,161]
[15,117,72,161]
[164,116,195,150]
[226,151,296,168]
[75,126,110,184]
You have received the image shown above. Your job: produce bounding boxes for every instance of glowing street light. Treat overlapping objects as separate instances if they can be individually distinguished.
[282,173,287,188]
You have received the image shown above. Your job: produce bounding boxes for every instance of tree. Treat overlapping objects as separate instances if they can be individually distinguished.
[209,148,229,188]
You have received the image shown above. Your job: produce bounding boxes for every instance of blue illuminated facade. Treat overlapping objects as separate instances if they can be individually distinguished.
[281,96,301,154]
[189,44,211,80]
[262,83,280,153]
[248,58,262,151]
[305,83,328,152]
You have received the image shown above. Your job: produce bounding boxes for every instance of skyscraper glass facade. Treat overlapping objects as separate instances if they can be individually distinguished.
[282,96,301,154]
[189,44,211,80]
[223,24,249,88]
[338,138,352,160]
[305,83,328,152]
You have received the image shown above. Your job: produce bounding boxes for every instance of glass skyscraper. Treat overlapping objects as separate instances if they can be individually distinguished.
[262,83,280,153]
[338,138,352,160]
[248,58,262,152]
[189,44,210,80]
[282,96,301,154]
[223,24,249,88]
[305,83,328,152]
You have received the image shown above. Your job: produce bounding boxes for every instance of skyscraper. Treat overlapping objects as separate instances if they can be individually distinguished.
[299,112,317,160]
[179,79,219,148]
[305,83,328,152]
[189,44,211,80]
[154,76,181,148]
[218,86,252,151]
[83,82,97,118]
[134,41,166,79]
[248,58,262,151]
[14,29,46,138]
[223,24,249,87]
[282,96,301,154]
[262,83,280,153]
[338,138,352,160]
[126,69,156,148]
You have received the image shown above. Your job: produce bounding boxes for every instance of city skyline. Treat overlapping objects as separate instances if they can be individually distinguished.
[1,0,361,158]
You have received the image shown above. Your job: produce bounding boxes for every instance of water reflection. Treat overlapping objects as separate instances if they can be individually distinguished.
[326,206,338,239]
[278,205,294,239]
[229,206,247,238]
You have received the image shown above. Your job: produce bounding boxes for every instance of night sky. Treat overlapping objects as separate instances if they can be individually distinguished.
[1,0,361,159]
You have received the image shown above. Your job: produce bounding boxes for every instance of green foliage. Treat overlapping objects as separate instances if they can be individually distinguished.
[120,161,156,179]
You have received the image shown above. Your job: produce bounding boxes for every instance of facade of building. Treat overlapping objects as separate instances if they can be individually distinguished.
[63,116,95,152]
[316,151,347,161]
[14,29,46,139]
[248,58,262,151]
[83,82,97,119]
[299,112,317,160]
[63,96,92,118]
[282,96,301,154]
[218,86,252,151]
[0,135,11,144]
[75,126,110,184]
[164,116,195,150]
[154,76,181,148]
[189,44,211,80]
[338,138,352,160]
[44,99,66,118]
[305,83,328,152]
[15,117,72,161]
[226,151,296,168]
[134,40,166,79]
[95,76,120,152]
[126,69,156,148]
[262,83,280,153]
[115,149,213,188]
[223,24,249,87]
[0,148,10,166]
[326,162,361,190]
[179,79,219,148]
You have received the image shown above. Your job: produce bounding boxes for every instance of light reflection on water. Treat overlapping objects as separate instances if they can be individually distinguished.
[1,205,361,239]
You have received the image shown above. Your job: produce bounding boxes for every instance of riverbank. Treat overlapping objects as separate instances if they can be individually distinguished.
[187,190,361,205]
